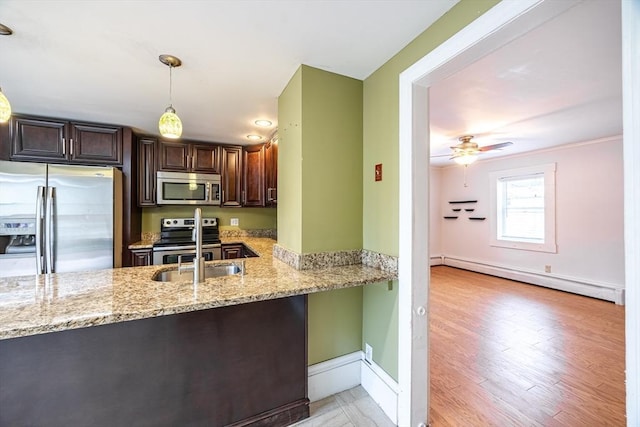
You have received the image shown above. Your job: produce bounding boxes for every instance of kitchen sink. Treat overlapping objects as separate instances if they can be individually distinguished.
[153,263,242,282]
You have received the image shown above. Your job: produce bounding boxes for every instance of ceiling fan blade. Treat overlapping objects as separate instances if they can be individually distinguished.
[478,141,513,152]
[430,153,452,158]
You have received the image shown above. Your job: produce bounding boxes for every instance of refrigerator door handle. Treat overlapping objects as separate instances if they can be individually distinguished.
[45,186,55,274]
[35,186,46,274]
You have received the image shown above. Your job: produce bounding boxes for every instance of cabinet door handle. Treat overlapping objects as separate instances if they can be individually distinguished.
[62,138,66,155]
[222,190,225,203]
[192,155,195,170]
[242,190,245,204]
[70,139,74,156]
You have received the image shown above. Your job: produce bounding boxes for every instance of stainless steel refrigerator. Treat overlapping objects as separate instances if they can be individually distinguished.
[0,160,122,278]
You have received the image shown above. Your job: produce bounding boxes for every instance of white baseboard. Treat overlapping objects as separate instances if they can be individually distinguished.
[360,357,399,425]
[307,352,399,425]
[430,254,444,266]
[307,352,362,403]
[442,256,625,305]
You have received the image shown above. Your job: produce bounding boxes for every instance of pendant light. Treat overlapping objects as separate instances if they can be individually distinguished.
[158,54,183,139]
[0,23,13,123]
[0,87,11,123]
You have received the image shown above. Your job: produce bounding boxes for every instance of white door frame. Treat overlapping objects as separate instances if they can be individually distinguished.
[398,0,639,425]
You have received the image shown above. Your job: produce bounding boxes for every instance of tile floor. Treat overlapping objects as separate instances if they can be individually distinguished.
[292,386,395,426]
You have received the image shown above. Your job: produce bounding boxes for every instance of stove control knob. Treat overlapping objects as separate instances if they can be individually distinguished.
[203,219,209,224]
[173,220,178,224]
[165,220,171,225]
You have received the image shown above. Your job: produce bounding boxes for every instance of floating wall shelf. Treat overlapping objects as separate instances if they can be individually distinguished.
[452,208,461,212]
[443,216,458,219]
[449,200,477,204]
[465,208,475,212]
[468,217,486,221]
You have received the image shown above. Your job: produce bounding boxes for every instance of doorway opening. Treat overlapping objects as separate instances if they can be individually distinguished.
[397,0,639,425]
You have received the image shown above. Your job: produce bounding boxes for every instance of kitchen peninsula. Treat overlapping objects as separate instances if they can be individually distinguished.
[0,237,395,426]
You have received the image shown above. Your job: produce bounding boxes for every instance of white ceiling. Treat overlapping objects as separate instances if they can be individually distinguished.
[0,0,458,145]
[428,0,622,166]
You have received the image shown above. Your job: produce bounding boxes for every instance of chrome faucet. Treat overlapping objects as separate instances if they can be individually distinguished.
[177,207,205,284]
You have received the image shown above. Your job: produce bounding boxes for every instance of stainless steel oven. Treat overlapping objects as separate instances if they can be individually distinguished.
[152,217,222,265]
[152,244,222,265]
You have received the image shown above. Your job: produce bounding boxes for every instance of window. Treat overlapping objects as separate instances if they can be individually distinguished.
[490,164,557,253]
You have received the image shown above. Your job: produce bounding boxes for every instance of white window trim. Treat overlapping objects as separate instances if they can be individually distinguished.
[489,163,557,253]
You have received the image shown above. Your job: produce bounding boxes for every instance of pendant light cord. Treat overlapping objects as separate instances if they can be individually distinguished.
[169,65,173,108]
[463,164,468,187]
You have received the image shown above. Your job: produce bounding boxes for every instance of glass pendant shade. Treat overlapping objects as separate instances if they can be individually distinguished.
[453,153,478,165]
[159,105,182,139]
[0,88,11,123]
[158,55,183,139]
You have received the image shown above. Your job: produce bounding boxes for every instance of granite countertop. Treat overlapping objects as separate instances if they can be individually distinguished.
[128,240,155,249]
[0,238,396,340]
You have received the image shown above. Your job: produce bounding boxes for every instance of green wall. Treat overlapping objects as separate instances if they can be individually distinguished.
[308,287,363,365]
[277,67,303,253]
[279,65,363,254]
[361,0,501,380]
[275,0,500,377]
[142,206,276,233]
[362,281,398,379]
[279,65,364,365]
[300,66,363,253]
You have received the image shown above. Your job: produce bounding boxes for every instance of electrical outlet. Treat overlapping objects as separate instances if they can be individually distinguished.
[545,265,551,273]
[365,343,373,364]
[230,218,239,226]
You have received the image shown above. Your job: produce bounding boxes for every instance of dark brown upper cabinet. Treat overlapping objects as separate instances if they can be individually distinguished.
[221,145,243,207]
[10,115,123,166]
[157,139,220,174]
[136,137,276,209]
[243,144,265,207]
[264,140,278,207]
[137,136,157,207]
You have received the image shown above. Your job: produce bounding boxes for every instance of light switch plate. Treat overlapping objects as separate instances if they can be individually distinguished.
[230,218,239,226]
[375,164,382,181]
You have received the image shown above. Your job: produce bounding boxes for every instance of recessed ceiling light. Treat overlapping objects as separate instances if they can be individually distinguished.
[254,120,272,127]
[0,23,13,36]
[247,135,263,141]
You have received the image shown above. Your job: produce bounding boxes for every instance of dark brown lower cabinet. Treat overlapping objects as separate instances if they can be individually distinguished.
[222,243,244,259]
[130,248,152,266]
[0,296,309,427]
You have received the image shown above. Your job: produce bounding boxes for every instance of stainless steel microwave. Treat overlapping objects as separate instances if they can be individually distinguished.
[156,171,221,205]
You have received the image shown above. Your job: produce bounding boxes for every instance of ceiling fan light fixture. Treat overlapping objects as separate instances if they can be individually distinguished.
[453,153,478,165]
[158,54,183,139]
[0,87,11,123]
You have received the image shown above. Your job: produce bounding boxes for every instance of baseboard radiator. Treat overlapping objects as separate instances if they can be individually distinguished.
[434,255,624,305]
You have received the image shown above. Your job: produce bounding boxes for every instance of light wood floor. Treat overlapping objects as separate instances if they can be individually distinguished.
[429,266,626,426]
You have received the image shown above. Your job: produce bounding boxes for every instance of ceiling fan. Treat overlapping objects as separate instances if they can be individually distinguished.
[433,135,513,165]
